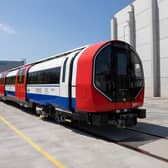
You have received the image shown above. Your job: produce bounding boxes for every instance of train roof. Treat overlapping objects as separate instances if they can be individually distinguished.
[32,45,88,65]
[4,45,89,73]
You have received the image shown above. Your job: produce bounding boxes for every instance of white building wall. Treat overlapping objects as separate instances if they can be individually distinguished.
[112,6,132,43]
[111,0,168,97]
[134,0,153,97]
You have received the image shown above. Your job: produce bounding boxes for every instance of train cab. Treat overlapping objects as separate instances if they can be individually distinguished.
[76,41,146,127]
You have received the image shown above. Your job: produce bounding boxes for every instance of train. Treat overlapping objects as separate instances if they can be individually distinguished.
[0,40,146,128]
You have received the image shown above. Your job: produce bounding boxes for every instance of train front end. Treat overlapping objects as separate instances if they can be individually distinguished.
[76,41,146,127]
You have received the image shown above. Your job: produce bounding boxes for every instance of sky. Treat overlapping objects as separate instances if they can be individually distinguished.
[0,0,134,63]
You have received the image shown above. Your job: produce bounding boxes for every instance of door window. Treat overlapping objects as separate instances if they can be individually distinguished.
[18,70,25,84]
[117,52,128,76]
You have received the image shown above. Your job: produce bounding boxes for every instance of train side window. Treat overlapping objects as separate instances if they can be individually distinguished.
[28,72,36,84]
[62,58,68,82]
[48,67,61,84]
[28,67,61,84]
[18,69,25,84]
[6,76,16,85]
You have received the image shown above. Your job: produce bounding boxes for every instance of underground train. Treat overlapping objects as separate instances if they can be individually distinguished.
[0,40,146,127]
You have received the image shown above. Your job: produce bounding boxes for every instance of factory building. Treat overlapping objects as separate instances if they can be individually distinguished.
[111,0,168,97]
[0,60,24,72]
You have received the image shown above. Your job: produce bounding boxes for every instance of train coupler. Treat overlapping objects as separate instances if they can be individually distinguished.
[135,108,146,119]
[108,113,138,128]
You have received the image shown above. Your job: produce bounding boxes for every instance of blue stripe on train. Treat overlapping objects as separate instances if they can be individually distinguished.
[5,91,15,96]
[27,93,76,111]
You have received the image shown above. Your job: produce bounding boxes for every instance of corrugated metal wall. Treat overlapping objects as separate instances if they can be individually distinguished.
[111,0,168,97]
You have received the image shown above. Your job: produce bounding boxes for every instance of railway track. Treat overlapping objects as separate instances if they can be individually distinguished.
[119,128,168,163]
[127,127,168,140]
[66,122,168,164]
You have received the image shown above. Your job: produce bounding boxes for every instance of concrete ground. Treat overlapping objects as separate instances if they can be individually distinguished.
[144,97,168,125]
[0,98,168,168]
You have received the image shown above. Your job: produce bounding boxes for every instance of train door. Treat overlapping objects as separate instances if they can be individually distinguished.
[59,52,79,111]
[112,46,131,102]
[68,52,79,112]
[59,57,69,110]
[15,65,31,101]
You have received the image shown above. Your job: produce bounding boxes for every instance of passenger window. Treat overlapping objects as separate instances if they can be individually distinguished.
[28,67,61,84]
[6,76,16,84]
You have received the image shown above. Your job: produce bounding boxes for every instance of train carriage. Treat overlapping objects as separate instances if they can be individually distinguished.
[26,48,85,111]
[0,40,146,127]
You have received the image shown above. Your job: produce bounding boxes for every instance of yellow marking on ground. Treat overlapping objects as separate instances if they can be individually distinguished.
[0,114,66,168]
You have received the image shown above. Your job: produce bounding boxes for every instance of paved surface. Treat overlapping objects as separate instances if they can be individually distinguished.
[135,98,168,161]
[140,139,168,160]
[144,97,168,125]
[0,98,168,168]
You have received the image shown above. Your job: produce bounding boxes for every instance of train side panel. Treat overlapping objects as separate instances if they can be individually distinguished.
[71,49,89,111]
[26,57,63,107]
[59,51,80,111]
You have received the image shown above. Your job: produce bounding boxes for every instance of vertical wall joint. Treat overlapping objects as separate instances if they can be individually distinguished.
[129,5,136,49]
[151,0,160,97]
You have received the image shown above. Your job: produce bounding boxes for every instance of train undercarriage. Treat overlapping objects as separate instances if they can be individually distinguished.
[35,104,146,128]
